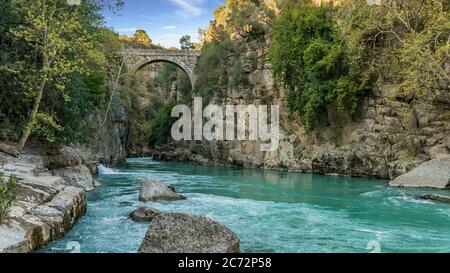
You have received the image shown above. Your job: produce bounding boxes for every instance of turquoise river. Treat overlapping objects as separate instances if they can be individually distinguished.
[42,158,450,253]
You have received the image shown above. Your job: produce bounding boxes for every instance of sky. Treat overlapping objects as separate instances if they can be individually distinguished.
[103,0,224,48]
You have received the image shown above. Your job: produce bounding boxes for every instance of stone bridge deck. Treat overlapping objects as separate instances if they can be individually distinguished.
[119,49,201,87]
[119,48,201,57]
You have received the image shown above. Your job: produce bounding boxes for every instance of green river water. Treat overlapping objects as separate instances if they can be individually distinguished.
[42,158,450,253]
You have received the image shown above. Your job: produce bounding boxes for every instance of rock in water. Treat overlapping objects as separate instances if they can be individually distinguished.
[129,207,161,222]
[417,194,450,204]
[139,180,186,202]
[138,213,240,253]
[389,159,450,189]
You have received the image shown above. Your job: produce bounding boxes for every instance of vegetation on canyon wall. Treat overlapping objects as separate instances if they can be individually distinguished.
[269,2,366,133]
[195,0,449,133]
[194,0,275,103]
[337,0,450,101]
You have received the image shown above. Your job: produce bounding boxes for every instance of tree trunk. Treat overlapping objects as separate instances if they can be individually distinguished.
[102,59,125,127]
[16,76,47,152]
[13,5,51,154]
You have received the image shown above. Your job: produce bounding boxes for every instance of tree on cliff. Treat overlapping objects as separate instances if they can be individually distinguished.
[180,35,194,50]
[119,29,153,49]
[132,29,152,48]
[203,0,276,43]
[337,0,450,101]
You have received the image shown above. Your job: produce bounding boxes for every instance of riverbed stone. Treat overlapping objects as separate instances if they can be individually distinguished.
[389,159,450,189]
[138,213,240,253]
[139,179,186,202]
[129,207,161,222]
[417,194,450,204]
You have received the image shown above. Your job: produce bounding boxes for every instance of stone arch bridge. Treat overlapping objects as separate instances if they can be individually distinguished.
[119,49,201,88]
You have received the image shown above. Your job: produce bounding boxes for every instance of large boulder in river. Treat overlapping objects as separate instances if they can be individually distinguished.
[138,213,240,253]
[139,180,186,202]
[390,159,450,189]
[129,207,161,222]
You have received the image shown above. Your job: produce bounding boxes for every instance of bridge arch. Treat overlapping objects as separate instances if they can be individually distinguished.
[120,49,201,89]
[131,57,196,88]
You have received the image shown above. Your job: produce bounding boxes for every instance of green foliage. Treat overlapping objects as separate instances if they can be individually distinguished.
[36,72,107,144]
[228,57,248,89]
[148,102,178,147]
[0,0,34,141]
[176,69,193,102]
[180,35,194,50]
[11,0,107,86]
[0,0,122,146]
[132,29,152,48]
[119,29,158,49]
[398,137,421,162]
[195,41,227,102]
[337,0,450,101]
[146,80,156,93]
[152,63,192,102]
[0,172,17,223]
[331,125,343,146]
[205,0,275,43]
[154,64,178,91]
[226,0,270,40]
[269,2,366,133]
[195,39,250,102]
[129,104,152,151]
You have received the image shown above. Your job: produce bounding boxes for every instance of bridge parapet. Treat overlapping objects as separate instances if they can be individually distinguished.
[119,48,201,57]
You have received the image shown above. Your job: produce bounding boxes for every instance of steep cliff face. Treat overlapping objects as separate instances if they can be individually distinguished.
[151,34,450,180]
[88,97,130,165]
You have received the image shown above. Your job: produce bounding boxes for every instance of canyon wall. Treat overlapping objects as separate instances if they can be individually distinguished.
[89,97,130,165]
[151,34,450,180]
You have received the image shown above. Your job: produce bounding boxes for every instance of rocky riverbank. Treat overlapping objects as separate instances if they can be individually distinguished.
[0,95,131,253]
[390,159,450,189]
[0,147,98,253]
